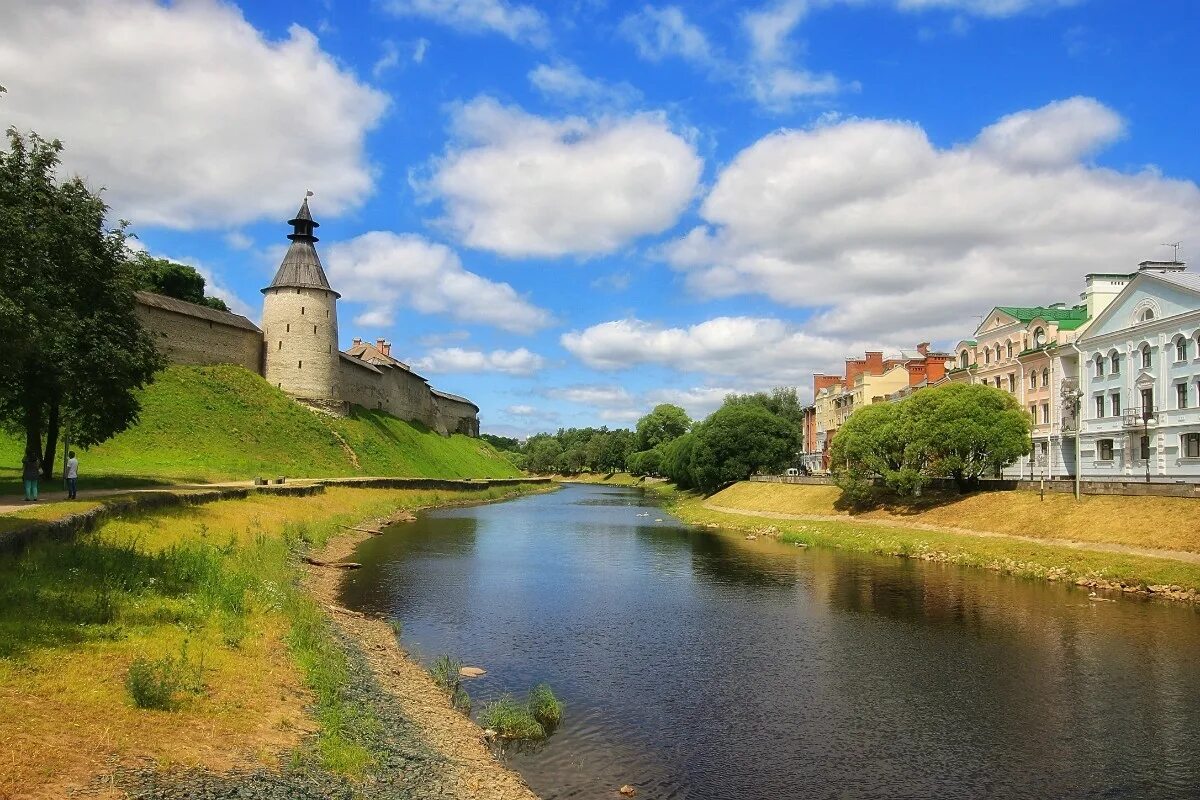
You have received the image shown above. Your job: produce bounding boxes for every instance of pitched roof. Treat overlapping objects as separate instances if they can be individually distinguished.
[135,291,261,333]
[996,304,1088,326]
[431,388,479,410]
[1150,270,1200,295]
[265,239,338,296]
[338,351,381,374]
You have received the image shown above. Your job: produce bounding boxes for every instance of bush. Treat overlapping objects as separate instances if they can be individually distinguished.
[430,654,471,714]
[478,695,546,740]
[126,642,205,710]
[527,683,563,730]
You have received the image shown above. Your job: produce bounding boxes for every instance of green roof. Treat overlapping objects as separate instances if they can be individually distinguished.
[996,305,1088,328]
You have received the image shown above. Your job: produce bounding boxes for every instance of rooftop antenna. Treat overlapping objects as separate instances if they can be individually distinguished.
[1161,242,1182,262]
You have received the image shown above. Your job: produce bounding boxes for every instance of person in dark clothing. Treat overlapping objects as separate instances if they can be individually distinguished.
[22,450,40,502]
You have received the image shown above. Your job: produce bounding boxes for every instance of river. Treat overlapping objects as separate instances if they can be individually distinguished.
[338,484,1200,800]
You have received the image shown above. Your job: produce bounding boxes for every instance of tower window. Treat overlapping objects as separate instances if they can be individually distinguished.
[277,341,282,350]
[314,325,318,334]
[286,323,290,332]
[301,306,305,315]
[298,360,303,369]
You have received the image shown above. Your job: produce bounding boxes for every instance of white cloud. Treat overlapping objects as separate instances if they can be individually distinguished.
[418,330,470,347]
[413,347,546,376]
[382,0,548,46]
[562,317,872,382]
[528,61,641,108]
[224,232,254,251]
[743,1,808,63]
[413,37,430,63]
[0,0,387,229]
[423,97,702,258]
[645,386,740,419]
[664,97,1200,342]
[325,231,553,334]
[893,0,1084,17]
[372,40,402,79]
[505,404,541,416]
[619,5,715,64]
[547,385,635,407]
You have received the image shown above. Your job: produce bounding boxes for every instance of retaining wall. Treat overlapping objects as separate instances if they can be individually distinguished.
[751,474,1200,498]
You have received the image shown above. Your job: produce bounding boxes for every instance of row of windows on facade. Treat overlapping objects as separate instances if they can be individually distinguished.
[961,327,1053,369]
[1091,382,1200,418]
[982,371,1049,392]
[1094,433,1200,461]
[1092,334,1200,377]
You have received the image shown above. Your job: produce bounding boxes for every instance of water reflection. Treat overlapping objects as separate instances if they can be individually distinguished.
[339,484,1200,800]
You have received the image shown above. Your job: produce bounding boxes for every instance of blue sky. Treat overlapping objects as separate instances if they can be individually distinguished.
[3,0,1198,437]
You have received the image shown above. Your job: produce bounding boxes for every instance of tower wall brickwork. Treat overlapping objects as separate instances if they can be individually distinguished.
[262,286,340,402]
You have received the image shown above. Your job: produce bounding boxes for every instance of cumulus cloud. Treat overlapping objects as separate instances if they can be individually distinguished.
[664,97,1200,342]
[562,317,873,383]
[619,5,715,64]
[0,0,386,229]
[528,61,641,108]
[546,385,635,407]
[423,97,702,258]
[325,232,552,334]
[505,404,541,416]
[382,0,548,45]
[412,347,546,376]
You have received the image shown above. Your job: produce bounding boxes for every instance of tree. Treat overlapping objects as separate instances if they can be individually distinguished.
[689,404,797,493]
[660,432,698,489]
[627,447,662,477]
[829,402,926,500]
[635,404,691,450]
[481,433,521,452]
[723,387,805,452]
[131,252,229,312]
[907,383,1031,492]
[0,129,162,478]
[523,436,563,474]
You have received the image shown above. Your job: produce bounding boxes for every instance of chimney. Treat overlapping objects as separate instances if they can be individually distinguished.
[382,341,391,357]
[864,351,884,374]
[917,342,930,356]
[352,337,362,346]
[813,374,842,395]
[376,337,386,352]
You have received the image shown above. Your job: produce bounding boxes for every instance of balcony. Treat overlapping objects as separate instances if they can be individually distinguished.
[1122,406,1159,429]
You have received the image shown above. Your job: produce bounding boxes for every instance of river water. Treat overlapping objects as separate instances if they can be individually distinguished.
[339,484,1200,800]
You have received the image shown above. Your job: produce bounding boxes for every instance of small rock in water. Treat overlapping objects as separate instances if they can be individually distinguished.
[459,666,487,678]
[619,786,637,797]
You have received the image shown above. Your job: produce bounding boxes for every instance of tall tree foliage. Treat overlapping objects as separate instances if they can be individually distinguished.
[634,404,691,450]
[831,383,1031,495]
[131,252,229,312]
[0,129,162,478]
[689,404,797,493]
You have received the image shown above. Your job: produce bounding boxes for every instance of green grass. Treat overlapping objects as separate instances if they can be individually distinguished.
[527,683,563,730]
[0,364,519,494]
[477,695,546,740]
[668,491,1200,594]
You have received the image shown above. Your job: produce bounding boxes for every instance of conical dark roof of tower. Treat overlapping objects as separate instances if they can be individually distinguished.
[263,197,340,297]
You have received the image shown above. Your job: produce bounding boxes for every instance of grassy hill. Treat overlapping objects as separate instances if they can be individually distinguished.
[0,365,520,490]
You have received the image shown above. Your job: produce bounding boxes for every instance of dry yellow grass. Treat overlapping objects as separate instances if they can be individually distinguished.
[709,482,1200,553]
[0,484,542,799]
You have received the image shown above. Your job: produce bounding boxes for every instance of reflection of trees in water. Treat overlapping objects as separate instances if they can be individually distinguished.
[633,525,801,589]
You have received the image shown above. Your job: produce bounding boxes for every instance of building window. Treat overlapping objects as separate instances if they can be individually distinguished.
[1042,403,1050,424]
[1030,372,1037,389]
[1111,353,1120,374]
[994,376,1001,388]
[1042,368,1049,387]
[1141,387,1154,414]
[1008,373,1015,392]
[960,350,969,369]
[1140,308,1155,322]
[995,344,1002,362]
[1033,327,1045,347]
[1095,395,1105,418]
[1185,433,1200,459]
[1178,382,1189,409]
[1006,341,1013,358]
[985,349,991,365]
[1031,404,1037,420]
[1094,355,1104,377]
[1111,393,1121,417]
[1142,345,1152,368]
[1177,338,1188,362]
[1140,435,1151,461]
[1098,439,1114,461]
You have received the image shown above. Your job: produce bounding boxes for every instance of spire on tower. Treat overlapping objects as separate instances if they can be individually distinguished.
[264,194,338,297]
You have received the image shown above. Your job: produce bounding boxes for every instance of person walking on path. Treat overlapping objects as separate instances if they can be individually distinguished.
[65,451,79,500]
[22,450,40,502]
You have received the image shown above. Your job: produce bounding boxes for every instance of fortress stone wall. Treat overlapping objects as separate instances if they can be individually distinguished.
[133,198,480,437]
[135,292,263,374]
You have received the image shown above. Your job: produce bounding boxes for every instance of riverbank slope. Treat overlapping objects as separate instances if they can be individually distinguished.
[0,483,548,799]
[0,365,519,495]
[667,482,1200,602]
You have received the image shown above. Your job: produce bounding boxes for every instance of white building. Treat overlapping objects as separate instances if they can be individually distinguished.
[1076,261,1200,481]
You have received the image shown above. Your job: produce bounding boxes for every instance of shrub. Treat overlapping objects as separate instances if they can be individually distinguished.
[126,641,205,710]
[478,695,545,740]
[527,683,563,730]
[430,655,471,714]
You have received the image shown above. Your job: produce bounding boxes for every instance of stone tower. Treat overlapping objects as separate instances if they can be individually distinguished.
[262,196,341,405]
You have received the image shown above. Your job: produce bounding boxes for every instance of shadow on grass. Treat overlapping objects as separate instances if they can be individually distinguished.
[0,530,247,659]
[832,485,976,517]
[0,467,174,499]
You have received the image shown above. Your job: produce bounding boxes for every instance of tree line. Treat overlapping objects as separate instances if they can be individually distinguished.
[1,129,233,479]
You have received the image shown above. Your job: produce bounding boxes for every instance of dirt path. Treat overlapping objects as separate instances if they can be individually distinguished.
[0,481,259,515]
[702,502,1200,565]
[305,522,540,800]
